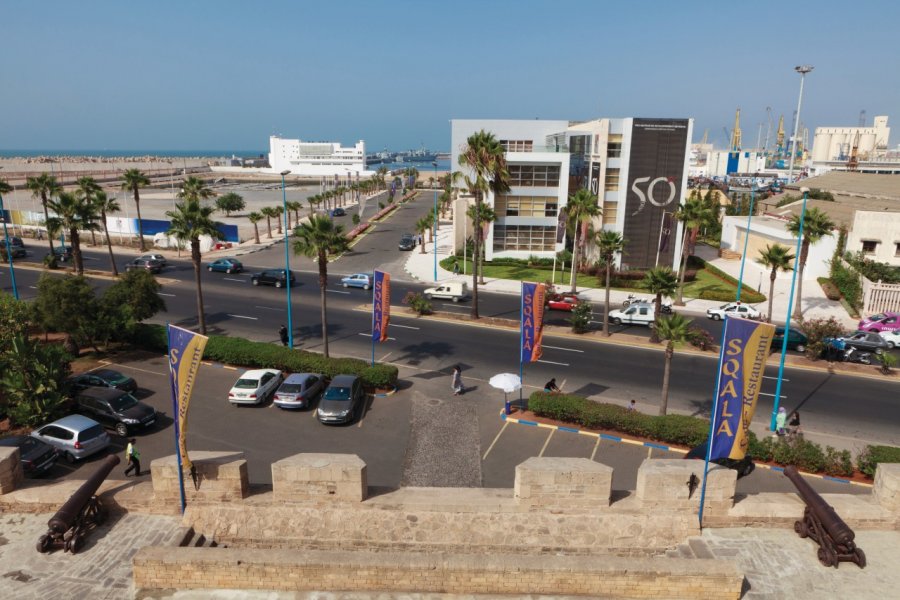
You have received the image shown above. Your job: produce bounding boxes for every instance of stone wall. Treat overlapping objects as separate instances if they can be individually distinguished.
[272,453,366,502]
[515,456,612,508]
[150,451,248,503]
[0,447,24,494]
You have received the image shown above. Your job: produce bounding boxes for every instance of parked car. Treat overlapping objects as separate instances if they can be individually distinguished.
[879,330,900,349]
[771,327,808,353]
[608,302,655,326]
[67,368,138,393]
[840,330,890,355]
[330,207,346,217]
[341,273,373,290]
[316,375,366,424]
[1,244,26,260]
[48,245,73,262]
[30,415,111,463]
[273,373,326,409]
[546,293,584,311]
[207,257,243,274]
[251,269,296,288]
[685,440,755,478]
[858,311,900,333]
[228,369,283,405]
[0,435,58,477]
[706,302,761,321]
[398,234,416,251]
[9,236,25,249]
[125,257,163,273]
[137,253,167,266]
[73,387,157,437]
[423,281,469,302]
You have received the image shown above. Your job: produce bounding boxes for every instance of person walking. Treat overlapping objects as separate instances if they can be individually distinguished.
[124,438,141,477]
[543,378,560,393]
[278,325,288,347]
[775,407,787,436]
[453,262,460,276]
[451,365,463,396]
[788,411,801,436]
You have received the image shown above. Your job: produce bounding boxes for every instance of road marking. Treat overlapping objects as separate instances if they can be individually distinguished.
[379,351,394,362]
[327,289,351,294]
[759,392,787,399]
[390,324,420,330]
[102,362,166,377]
[254,305,283,311]
[29,285,38,289]
[590,436,601,461]
[228,314,259,320]
[223,277,245,283]
[538,429,556,457]
[358,333,395,340]
[82,256,98,261]
[439,303,467,309]
[763,376,790,382]
[542,345,584,353]
[537,359,569,366]
[158,293,175,297]
[559,378,567,391]
[482,421,509,461]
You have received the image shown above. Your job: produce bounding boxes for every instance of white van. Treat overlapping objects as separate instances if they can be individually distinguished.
[608,302,656,326]
[423,281,469,302]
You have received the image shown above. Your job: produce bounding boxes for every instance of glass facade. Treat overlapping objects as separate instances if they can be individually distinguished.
[493,225,557,252]
[605,168,620,191]
[494,195,558,217]
[501,140,534,152]
[508,164,561,187]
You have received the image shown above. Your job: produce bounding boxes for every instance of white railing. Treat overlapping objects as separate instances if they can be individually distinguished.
[862,276,900,314]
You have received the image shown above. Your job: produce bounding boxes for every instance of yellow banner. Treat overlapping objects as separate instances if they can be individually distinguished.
[167,325,208,475]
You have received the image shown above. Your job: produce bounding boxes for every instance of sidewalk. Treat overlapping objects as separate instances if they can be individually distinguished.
[404,220,857,328]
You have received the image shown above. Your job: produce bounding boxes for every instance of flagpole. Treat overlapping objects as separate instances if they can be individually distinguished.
[655,210,667,267]
[697,318,731,529]
[165,324,187,514]
[515,282,523,415]
[735,184,757,303]
[371,289,376,367]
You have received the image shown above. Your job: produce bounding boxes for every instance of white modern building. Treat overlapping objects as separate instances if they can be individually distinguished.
[704,150,767,178]
[450,117,693,270]
[268,135,367,176]
[811,116,890,163]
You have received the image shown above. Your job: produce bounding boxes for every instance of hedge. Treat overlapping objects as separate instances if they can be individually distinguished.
[130,324,398,388]
[857,445,900,478]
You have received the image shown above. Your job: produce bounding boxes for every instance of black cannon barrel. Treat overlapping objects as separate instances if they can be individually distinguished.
[47,454,120,534]
[784,465,854,546]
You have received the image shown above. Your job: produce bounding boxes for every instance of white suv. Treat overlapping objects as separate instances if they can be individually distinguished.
[608,303,655,326]
[706,302,760,321]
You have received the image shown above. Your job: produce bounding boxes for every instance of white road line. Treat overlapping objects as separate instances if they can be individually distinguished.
[390,324,420,330]
[440,303,467,309]
[228,314,259,320]
[590,436,601,461]
[542,345,584,353]
[82,256,98,261]
[327,289,351,294]
[29,286,38,289]
[559,378,567,392]
[223,277,245,283]
[357,333,395,340]
[158,292,175,297]
[254,305,283,311]
[538,429,555,457]
[482,421,509,461]
[537,359,570,367]
[379,351,394,362]
[763,376,790,382]
[759,392,787,399]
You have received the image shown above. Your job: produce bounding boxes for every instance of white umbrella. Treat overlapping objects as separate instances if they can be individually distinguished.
[490,373,522,414]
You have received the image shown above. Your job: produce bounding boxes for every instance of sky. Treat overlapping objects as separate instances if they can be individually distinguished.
[1,0,898,153]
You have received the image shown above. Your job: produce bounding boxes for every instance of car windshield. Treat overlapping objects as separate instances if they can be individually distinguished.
[869,314,887,322]
[234,378,260,389]
[278,383,304,394]
[323,387,351,401]
[97,370,127,383]
[109,394,139,411]
[719,303,731,309]
[18,437,40,451]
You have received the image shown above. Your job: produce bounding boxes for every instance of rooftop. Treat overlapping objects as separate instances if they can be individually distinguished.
[787,172,900,200]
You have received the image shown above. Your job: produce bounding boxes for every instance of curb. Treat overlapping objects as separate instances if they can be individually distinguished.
[373,385,398,398]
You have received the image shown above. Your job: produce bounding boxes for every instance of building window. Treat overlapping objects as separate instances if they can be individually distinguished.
[605,168,620,191]
[494,195,558,217]
[895,242,900,257]
[501,140,533,152]
[607,134,623,158]
[508,165,560,187]
[493,225,556,252]
[862,240,879,254]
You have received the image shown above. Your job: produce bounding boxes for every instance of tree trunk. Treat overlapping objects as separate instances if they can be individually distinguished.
[659,345,673,415]
[478,228,485,286]
[102,211,118,276]
[41,193,53,255]
[675,234,689,305]
[71,229,83,275]
[192,239,207,334]
[319,251,329,358]
[650,293,662,344]
[266,217,272,239]
[471,194,481,319]
[767,269,776,322]
[603,260,611,337]
[134,186,146,251]
[793,242,809,321]
[276,215,283,235]
[90,229,97,246]
[570,226,579,293]
[253,223,260,245]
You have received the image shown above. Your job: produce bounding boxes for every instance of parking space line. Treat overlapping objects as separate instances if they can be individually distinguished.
[440,303,467,309]
[223,278,245,283]
[763,376,789,382]
[538,429,555,457]
[542,345,584,353]
[537,359,569,366]
[328,289,351,294]
[158,292,176,297]
[390,324,420,330]
[482,421,509,461]
[379,351,394,362]
[254,305,283,311]
[590,436,601,461]
[228,314,258,320]
[102,362,166,377]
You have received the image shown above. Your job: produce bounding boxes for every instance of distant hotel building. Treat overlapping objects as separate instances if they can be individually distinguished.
[450,118,692,270]
[268,135,367,176]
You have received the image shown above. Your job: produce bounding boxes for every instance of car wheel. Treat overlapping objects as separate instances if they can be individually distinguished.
[207,266,213,271]
[115,422,128,437]
[252,279,259,286]
[276,281,283,288]
[364,284,370,290]
[795,344,806,353]
[712,314,721,321]
[343,283,349,288]
[226,268,233,274]
[613,317,622,325]
[65,452,76,464]
[875,347,883,355]
[425,294,433,300]
[870,329,880,333]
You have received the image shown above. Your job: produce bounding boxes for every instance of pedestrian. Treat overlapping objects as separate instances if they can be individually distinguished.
[453,262,460,276]
[37,229,43,241]
[775,407,787,436]
[124,438,141,477]
[788,411,801,436]
[451,365,463,395]
[627,399,637,412]
[278,325,288,347]
[543,378,560,393]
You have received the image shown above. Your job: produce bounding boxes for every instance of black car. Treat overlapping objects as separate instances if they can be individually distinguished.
[839,331,890,355]
[67,369,138,394]
[684,440,755,478]
[1,244,26,261]
[49,245,73,262]
[771,327,808,353]
[0,435,59,477]
[9,236,25,249]
[330,207,346,217]
[73,387,157,437]
[251,269,296,288]
[125,257,163,273]
[316,375,366,424]
[398,234,416,251]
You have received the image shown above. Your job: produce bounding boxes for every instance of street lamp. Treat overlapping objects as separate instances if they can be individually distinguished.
[786,65,813,184]
[0,168,19,299]
[280,170,294,349]
[432,161,438,281]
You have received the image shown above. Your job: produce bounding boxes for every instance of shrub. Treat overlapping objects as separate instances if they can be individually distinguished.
[568,302,592,333]
[403,291,432,315]
[857,445,900,478]
[823,446,854,477]
[829,260,862,309]
[352,213,360,225]
[686,325,714,351]
[877,352,897,374]
[817,277,842,301]
[799,316,845,360]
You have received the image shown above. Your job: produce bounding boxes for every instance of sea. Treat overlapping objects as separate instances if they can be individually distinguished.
[0,149,262,158]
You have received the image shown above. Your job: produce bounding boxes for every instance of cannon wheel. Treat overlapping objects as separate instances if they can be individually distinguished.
[36,534,50,553]
[794,520,809,538]
[818,547,837,567]
[854,547,866,568]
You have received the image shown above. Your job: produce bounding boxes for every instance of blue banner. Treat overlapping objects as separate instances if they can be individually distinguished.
[709,318,775,460]
[167,324,208,474]
[520,282,546,364]
[372,270,390,342]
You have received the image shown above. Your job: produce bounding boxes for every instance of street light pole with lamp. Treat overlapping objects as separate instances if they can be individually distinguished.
[786,65,813,184]
[432,161,438,281]
[0,167,20,299]
[280,170,294,349]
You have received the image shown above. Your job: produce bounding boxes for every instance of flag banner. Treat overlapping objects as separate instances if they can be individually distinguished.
[520,282,547,363]
[659,211,673,253]
[167,324,208,475]
[709,318,775,461]
[372,270,391,342]
[556,210,568,245]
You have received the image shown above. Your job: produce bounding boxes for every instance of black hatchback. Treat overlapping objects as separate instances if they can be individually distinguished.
[74,387,157,437]
[67,369,138,393]
[0,435,59,477]
[251,269,296,288]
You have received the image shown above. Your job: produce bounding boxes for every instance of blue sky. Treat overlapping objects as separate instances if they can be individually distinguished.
[1,0,897,153]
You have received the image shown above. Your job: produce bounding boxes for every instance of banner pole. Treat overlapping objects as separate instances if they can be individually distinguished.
[697,318,731,529]
[165,324,187,514]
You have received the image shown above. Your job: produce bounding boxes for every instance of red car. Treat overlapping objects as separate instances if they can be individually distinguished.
[546,293,583,311]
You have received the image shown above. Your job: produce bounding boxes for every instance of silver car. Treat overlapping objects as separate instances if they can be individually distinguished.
[273,373,326,410]
[316,375,365,424]
[30,415,111,463]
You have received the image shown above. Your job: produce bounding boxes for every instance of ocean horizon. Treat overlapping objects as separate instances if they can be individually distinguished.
[0,149,266,158]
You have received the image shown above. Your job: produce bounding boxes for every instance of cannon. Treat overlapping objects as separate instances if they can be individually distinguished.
[784,465,865,568]
[36,454,120,554]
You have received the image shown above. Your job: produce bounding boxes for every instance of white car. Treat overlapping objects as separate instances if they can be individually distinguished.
[878,330,900,349]
[423,281,469,302]
[608,302,656,326]
[137,253,167,266]
[228,369,283,405]
[706,302,760,321]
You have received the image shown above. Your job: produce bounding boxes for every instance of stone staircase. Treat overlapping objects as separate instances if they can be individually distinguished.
[177,527,219,548]
[665,537,715,560]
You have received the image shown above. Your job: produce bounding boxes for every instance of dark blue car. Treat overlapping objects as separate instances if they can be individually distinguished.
[207,257,243,273]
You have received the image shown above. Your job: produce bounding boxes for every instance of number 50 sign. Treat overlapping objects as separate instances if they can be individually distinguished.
[630,176,677,216]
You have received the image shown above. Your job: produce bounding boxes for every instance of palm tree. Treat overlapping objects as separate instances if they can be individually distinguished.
[179,176,216,204]
[215,191,245,217]
[655,313,692,416]
[247,212,263,244]
[787,207,836,320]
[292,215,350,358]
[260,207,277,238]
[273,205,284,235]
[166,199,220,334]
[674,198,712,305]
[414,216,431,254]
[76,176,103,246]
[286,201,301,228]
[25,173,61,255]
[47,191,98,275]
[597,230,625,337]
[376,166,389,190]
[93,190,121,276]
[458,130,510,319]
[756,244,795,322]
[565,188,602,293]
[121,169,151,251]
[466,203,497,285]
[643,266,678,343]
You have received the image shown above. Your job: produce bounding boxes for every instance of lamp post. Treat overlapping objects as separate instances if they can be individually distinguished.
[280,170,294,349]
[0,168,19,299]
[735,183,757,302]
[432,161,438,281]
[770,187,809,431]
[786,65,813,184]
